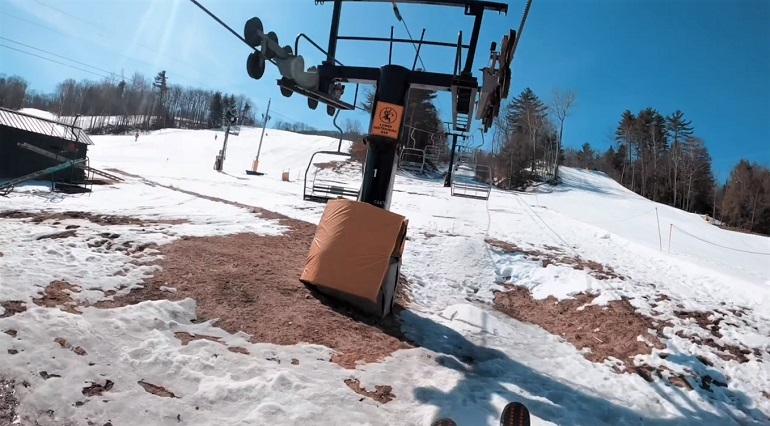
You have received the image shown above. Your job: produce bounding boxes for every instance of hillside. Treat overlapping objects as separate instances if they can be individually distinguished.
[1,127,768,425]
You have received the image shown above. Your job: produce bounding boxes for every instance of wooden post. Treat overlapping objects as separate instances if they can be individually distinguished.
[667,224,673,253]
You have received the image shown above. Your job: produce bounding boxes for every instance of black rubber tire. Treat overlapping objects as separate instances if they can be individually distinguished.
[246,51,265,80]
[243,17,263,48]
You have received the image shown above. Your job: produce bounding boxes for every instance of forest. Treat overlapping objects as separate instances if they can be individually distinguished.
[0,71,259,133]
[485,87,770,235]
[1,72,767,235]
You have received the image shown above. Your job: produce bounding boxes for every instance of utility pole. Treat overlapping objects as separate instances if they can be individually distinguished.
[248,98,271,175]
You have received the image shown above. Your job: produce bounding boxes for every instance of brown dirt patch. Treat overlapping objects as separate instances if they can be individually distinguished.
[0,380,20,425]
[486,238,624,280]
[674,310,755,363]
[344,378,395,404]
[0,301,26,318]
[3,330,17,338]
[33,281,80,314]
[99,210,412,369]
[0,210,185,226]
[82,380,113,397]
[54,337,87,356]
[493,287,664,367]
[138,381,177,398]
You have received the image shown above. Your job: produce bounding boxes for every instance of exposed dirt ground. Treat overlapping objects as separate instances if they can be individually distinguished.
[100,227,412,368]
[0,210,185,226]
[66,182,415,369]
[494,286,665,366]
[488,237,768,396]
[486,238,625,280]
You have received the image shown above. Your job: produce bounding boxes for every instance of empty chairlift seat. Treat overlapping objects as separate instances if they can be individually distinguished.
[303,150,361,203]
[398,148,425,174]
[423,145,442,163]
[451,164,492,200]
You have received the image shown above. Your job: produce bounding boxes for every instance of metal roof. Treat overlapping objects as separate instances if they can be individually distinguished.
[0,107,94,145]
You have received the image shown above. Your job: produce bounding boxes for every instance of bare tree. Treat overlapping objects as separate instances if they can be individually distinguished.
[550,89,577,178]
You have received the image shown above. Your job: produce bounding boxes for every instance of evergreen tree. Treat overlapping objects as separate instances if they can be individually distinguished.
[666,110,694,206]
[576,142,595,169]
[499,88,550,184]
[208,91,224,128]
[614,110,637,189]
[152,70,169,128]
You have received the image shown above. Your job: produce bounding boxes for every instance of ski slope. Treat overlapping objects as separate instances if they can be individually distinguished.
[1,126,769,425]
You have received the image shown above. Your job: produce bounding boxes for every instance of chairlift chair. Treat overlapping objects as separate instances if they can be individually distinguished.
[398,147,426,174]
[423,145,442,163]
[455,145,476,166]
[303,150,361,203]
[451,163,492,200]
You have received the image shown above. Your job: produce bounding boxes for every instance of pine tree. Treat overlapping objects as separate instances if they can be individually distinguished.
[576,142,595,169]
[152,71,169,128]
[500,88,549,183]
[208,91,223,128]
[666,110,694,207]
[614,110,636,188]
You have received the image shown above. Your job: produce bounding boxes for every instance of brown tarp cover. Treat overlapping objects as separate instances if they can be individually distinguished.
[300,199,408,304]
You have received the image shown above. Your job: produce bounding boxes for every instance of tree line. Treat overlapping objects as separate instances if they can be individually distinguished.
[559,108,768,235]
[0,72,259,133]
[3,71,766,234]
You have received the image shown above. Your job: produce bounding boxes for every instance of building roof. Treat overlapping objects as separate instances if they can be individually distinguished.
[0,107,94,145]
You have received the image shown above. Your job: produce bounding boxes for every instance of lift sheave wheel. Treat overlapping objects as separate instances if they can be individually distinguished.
[243,17,263,48]
[247,51,266,80]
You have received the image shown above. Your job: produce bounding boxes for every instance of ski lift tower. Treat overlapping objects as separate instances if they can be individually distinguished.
[237,0,518,317]
[241,0,515,209]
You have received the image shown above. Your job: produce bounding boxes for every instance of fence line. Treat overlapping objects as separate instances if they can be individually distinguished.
[669,225,770,255]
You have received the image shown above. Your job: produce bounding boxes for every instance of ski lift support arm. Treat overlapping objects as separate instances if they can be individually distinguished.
[324,0,507,75]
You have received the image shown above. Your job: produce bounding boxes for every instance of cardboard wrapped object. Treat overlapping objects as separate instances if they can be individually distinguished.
[300,198,408,317]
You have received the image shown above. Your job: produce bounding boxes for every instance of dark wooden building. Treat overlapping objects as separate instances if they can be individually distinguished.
[0,108,93,183]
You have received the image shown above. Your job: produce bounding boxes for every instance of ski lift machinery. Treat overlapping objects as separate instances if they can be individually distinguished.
[231,0,519,317]
[303,110,361,203]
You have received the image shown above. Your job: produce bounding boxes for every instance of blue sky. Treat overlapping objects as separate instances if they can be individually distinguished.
[1,0,768,180]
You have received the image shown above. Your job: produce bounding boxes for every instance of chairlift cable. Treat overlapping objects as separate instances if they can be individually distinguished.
[391,2,427,70]
[187,0,277,65]
[511,0,533,58]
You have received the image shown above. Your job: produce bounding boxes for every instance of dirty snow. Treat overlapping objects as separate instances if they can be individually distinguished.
[1,127,768,425]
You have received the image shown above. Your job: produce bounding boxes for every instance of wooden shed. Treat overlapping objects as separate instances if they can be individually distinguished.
[0,108,93,183]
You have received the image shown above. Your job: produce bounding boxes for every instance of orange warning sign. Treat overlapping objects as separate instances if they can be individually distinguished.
[371,101,404,140]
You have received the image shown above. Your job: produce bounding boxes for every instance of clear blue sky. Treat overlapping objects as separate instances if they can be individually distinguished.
[1,0,768,180]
